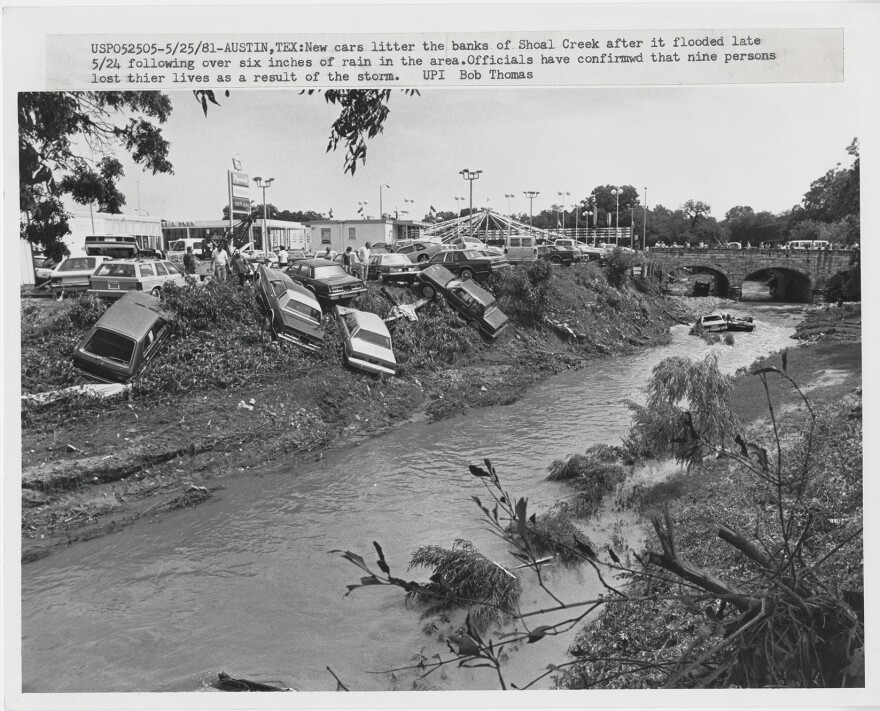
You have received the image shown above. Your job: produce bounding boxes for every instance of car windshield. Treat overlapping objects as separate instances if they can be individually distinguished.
[314,265,347,279]
[382,255,410,266]
[356,329,392,350]
[82,328,135,365]
[95,263,136,277]
[282,293,321,323]
[58,258,95,272]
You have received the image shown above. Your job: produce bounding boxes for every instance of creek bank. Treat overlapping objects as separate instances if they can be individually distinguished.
[21,265,710,562]
[555,316,862,689]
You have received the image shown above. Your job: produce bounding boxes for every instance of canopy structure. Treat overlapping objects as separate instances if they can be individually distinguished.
[422,209,551,242]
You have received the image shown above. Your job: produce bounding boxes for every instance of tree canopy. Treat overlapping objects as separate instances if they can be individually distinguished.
[19,91,173,260]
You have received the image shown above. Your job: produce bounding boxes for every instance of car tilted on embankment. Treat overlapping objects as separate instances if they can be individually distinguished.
[72,291,175,383]
[416,264,510,339]
[255,265,325,351]
[334,305,397,377]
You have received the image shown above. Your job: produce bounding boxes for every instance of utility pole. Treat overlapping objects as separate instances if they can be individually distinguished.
[524,190,539,235]
[460,168,482,237]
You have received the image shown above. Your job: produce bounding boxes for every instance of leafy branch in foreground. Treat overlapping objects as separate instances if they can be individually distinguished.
[333,354,863,690]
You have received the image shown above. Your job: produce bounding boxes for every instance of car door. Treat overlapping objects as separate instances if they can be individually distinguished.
[136,318,171,375]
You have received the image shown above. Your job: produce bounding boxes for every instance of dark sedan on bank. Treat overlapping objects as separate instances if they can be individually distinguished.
[416,265,509,339]
[285,258,367,302]
[256,265,325,351]
[72,291,174,383]
[367,253,421,283]
[423,249,507,281]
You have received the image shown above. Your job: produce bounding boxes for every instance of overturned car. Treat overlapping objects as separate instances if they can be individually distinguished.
[72,291,175,383]
[256,265,324,351]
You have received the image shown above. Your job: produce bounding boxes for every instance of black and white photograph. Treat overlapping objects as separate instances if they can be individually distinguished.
[4,3,878,710]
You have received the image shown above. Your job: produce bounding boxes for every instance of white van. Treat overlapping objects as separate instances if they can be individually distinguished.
[785,240,829,250]
[503,234,538,263]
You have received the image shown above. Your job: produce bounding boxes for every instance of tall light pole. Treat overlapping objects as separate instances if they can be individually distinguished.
[460,168,482,237]
[403,198,414,239]
[558,191,570,235]
[253,176,274,256]
[505,193,515,216]
[610,188,621,246]
[642,187,648,251]
[379,184,390,219]
[523,190,539,235]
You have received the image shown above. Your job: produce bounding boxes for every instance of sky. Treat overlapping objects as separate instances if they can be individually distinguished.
[107,84,859,225]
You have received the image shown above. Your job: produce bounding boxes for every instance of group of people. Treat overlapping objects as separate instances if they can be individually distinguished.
[184,239,375,287]
[323,242,372,282]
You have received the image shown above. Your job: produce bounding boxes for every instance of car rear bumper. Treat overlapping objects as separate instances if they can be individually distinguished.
[277,330,322,351]
[345,354,396,376]
[88,288,132,299]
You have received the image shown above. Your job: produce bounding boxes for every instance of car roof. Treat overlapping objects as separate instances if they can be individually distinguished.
[297,258,338,266]
[348,308,389,334]
[455,278,494,303]
[94,291,170,338]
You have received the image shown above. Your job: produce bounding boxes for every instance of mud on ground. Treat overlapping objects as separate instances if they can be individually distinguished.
[19,266,716,562]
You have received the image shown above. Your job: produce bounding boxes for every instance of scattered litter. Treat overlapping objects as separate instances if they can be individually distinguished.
[248,398,256,406]
[22,382,131,406]
[237,400,254,411]
[66,444,80,453]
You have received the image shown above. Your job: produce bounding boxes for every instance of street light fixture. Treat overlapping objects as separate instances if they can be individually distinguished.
[504,193,515,216]
[253,176,274,256]
[557,191,570,235]
[358,201,369,219]
[610,188,622,246]
[460,168,482,237]
[523,190,539,235]
[454,196,466,237]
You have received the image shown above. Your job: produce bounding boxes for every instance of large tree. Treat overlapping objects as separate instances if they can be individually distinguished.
[19,91,173,260]
[20,89,412,259]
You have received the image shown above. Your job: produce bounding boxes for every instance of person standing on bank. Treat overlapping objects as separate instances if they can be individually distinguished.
[357,242,371,283]
[212,242,229,282]
[277,245,289,269]
[231,251,249,287]
[183,246,197,283]
[342,246,355,275]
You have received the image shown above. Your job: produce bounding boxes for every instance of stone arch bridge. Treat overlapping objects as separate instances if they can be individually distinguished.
[651,248,856,302]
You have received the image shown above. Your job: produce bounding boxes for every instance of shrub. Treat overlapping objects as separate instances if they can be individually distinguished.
[547,452,628,517]
[505,502,595,565]
[390,300,480,373]
[488,261,554,325]
[605,248,636,289]
[406,539,522,632]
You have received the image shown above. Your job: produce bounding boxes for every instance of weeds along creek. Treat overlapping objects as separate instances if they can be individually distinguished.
[21,304,803,693]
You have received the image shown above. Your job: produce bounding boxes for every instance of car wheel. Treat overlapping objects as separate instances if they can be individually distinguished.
[467,319,482,334]
[378,273,385,283]
[421,284,437,299]
[550,256,562,265]
[460,268,475,280]
[150,287,161,297]
[417,254,430,263]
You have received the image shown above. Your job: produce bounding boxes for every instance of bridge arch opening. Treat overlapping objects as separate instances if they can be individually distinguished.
[680,266,731,298]
[742,267,812,303]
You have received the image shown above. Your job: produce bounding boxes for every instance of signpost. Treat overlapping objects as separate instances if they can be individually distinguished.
[228,167,250,243]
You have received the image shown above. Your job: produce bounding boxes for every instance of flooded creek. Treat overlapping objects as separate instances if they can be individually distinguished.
[21,304,805,693]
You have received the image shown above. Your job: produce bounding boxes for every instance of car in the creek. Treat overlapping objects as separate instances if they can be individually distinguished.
[48,255,110,294]
[334,305,397,377]
[285,258,367,301]
[691,313,728,333]
[72,291,175,383]
[423,248,507,281]
[538,244,578,265]
[366,253,421,283]
[416,264,510,339]
[255,265,324,351]
[88,258,185,298]
[394,239,449,264]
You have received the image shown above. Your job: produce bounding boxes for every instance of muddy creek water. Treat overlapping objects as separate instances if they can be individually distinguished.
[21,305,804,693]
